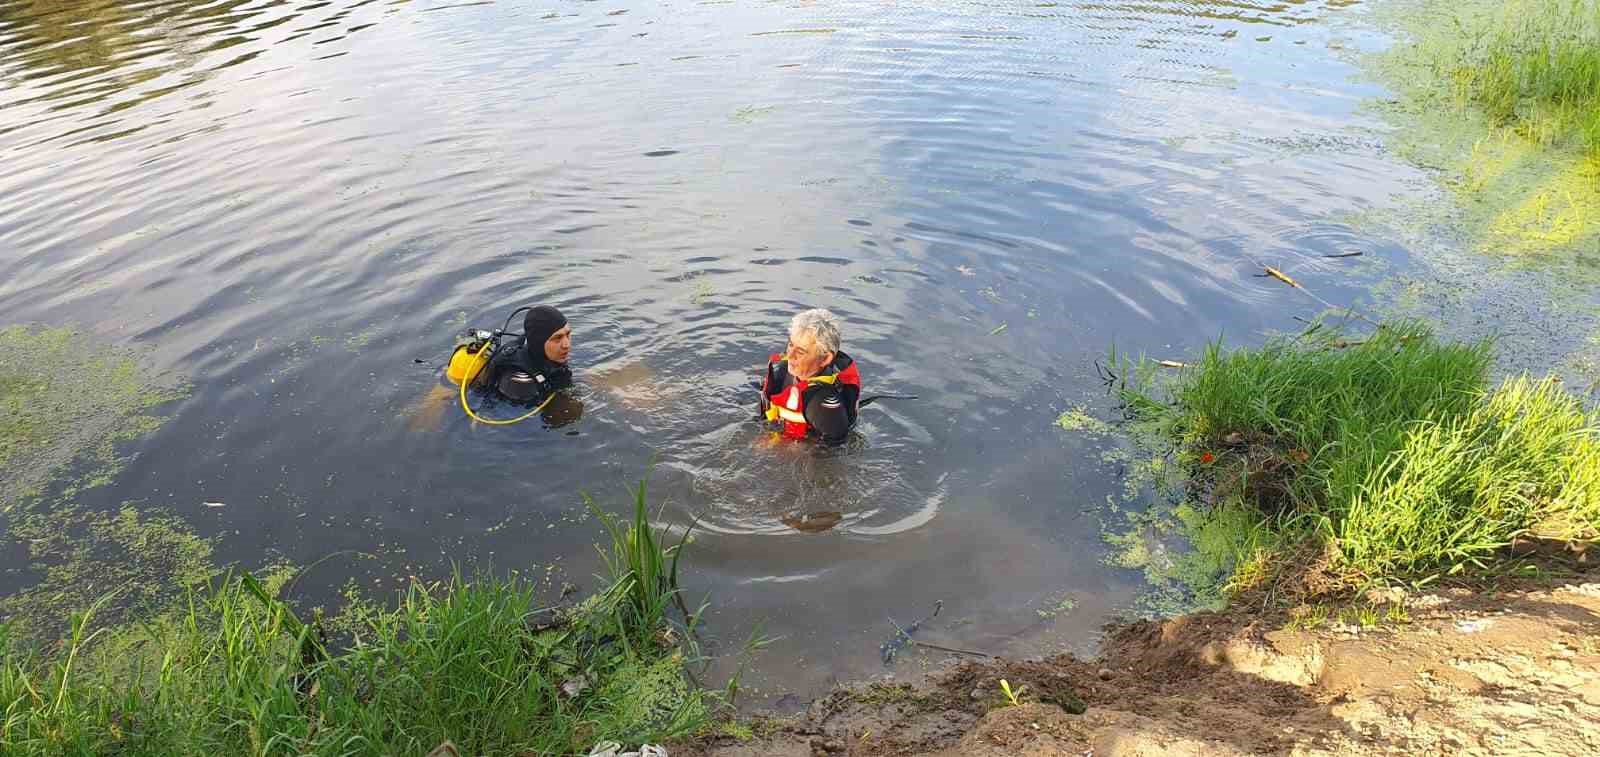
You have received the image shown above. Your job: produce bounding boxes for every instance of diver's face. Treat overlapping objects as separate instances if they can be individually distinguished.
[785,332,833,381]
[544,325,572,363]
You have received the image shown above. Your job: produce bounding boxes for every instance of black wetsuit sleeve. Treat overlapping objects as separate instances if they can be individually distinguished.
[841,383,860,428]
[758,362,779,415]
[804,382,859,444]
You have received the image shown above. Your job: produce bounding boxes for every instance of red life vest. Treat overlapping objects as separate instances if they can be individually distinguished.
[761,353,861,440]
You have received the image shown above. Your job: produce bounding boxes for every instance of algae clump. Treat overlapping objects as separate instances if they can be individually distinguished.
[0,325,186,511]
[0,324,203,641]
[1057,406,1113,434]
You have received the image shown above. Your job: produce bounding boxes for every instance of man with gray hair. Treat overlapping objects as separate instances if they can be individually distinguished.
[759,308,862,444]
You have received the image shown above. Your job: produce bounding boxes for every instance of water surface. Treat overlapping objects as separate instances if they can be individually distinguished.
[2,0,1423,702]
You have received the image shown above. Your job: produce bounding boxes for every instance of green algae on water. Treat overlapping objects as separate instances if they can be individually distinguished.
[1056,406,1113,434]
[594,653,704,741]
[1034,591,1078,620]
[1102,500,1270,617]
[1,325,201,641]
[1056,395,1232,615]
[0,504,217,641]
[0,325,187,511]
[1364,0,1600,265]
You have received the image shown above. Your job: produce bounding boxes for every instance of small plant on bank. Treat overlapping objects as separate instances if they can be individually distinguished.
[1346,604,1382,631]
[999,679,1025,707]
[1285,603,1331,632]
[1384,602,1411,625]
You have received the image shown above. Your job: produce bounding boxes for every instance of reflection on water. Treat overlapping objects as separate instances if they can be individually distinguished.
[780,511,843,534]
[2,0,1411,702]
[404,384,457,433]
[663,418,946,537]
[539,390,585,429]
[587,361,666,411]
[0,0,380,145]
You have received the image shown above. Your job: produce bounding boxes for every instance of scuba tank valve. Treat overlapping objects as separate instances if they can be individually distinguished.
[446,329,498,386]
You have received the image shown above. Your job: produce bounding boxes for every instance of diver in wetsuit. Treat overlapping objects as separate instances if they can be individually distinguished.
[759,308,861,445]
[481,304,573,407]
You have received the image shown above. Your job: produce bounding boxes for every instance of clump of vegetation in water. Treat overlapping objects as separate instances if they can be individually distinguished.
[0,483,710,756]
[1104,498,1280,614]
[1450,0,1600,162]
[1,324,208,639]
[1368,0,1600,260]
[1107,320,1599,597]
[0,325,186,509]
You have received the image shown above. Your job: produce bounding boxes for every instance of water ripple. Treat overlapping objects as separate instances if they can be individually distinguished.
[2,0,1394,703]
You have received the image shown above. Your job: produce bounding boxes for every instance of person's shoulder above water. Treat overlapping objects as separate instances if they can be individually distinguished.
[407,303,579,430]
[486,304,573,405]
[758,308,861,444]
[824,350,859,384]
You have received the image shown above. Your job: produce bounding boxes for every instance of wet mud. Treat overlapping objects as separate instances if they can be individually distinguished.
[681,577,1600,756]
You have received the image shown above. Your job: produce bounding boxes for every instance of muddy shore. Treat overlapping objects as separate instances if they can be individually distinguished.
[679,575,1600,756]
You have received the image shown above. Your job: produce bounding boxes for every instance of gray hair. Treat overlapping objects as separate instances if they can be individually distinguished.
[789,308,841,354]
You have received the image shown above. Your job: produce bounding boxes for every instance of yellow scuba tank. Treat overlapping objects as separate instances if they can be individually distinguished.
[446,331,495,386]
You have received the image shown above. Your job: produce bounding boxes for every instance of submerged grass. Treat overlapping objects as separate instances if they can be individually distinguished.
[0,486,708,756]
[1368,0,1600,260]
[1113,320,1600,594]
[1448,0,1600,161]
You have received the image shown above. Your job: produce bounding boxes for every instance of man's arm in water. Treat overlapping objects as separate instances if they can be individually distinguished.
[806,381,859,443]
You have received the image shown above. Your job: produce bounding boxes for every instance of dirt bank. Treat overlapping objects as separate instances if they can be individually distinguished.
[680,579,1600,756]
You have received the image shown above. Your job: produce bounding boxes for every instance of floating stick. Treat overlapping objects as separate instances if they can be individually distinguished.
[1263,265,1302,289]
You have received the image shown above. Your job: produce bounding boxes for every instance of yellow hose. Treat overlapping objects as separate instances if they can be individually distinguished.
[458,340,556,426]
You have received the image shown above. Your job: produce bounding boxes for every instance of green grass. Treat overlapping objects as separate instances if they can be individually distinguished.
[1448,0,1600,160]
[0,488,707,756]
[587,478,696,640]
[1364,0,1600,260]
[1117,320,1600,590]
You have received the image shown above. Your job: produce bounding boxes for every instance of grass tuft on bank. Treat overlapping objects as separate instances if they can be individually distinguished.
[0,482,707,756]
[1116,320,1600,594]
